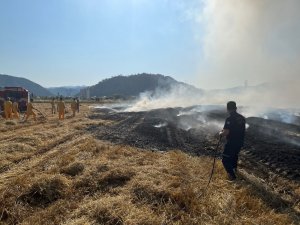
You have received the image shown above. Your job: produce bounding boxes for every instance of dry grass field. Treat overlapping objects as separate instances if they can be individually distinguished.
[0,103,299,225]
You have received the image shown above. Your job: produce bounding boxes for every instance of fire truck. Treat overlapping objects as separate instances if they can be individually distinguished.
[0,87,30,113]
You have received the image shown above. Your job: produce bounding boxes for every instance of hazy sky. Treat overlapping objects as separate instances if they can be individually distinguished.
[1,0,299,89]
[0,0,204,87]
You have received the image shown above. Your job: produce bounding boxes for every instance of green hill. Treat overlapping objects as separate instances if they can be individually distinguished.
[80,73,200,98]
[0,74,53,97]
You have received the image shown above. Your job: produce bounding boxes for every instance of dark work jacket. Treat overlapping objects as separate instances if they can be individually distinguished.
[223,111,246,147]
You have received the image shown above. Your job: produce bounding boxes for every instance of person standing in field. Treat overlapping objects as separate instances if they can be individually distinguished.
[4,97,13,120]
[76,98,80,113]
[219,101,245,181]
[71,98,77,117]
[12,100,20,119]
[25,99,36,121]
[51,97,56,114]
[57,97,65,120]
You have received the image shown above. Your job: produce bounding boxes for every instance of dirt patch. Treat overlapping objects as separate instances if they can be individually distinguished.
[93,208,123,225]
[132,185,190,212]
[61,162,84,177]
[133,186,173,207]
[0,165,10,174]
[0,208,9,222]
[17,177,66,207]
[97,164,109,172]
[5,120,17,126]
[75,170,134,195]
[98,171,133,192]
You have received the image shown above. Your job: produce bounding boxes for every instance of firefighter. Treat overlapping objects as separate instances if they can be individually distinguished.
[12,100,20,119]
[4,97,13,119]
[51,97,56,114]
[57,97,65,120]
[219,101,245,181]
[76,98,80,113]
[71,98,77,117]
[25,99,36,121]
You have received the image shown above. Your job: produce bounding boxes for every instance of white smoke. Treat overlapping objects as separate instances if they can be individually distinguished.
[154,122,168,128]
[126,0,300,113]
[197,0,300,107]
[125,84,203,111]
[200,0,300,82]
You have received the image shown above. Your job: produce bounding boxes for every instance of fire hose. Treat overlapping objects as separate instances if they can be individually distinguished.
[33,108,47,119]
[21,108,47,121]
[205,136,222,188]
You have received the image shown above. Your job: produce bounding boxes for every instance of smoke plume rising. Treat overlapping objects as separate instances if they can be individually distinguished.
[127,0,300,112]
[197,0,300,107]
[199,0,300,83]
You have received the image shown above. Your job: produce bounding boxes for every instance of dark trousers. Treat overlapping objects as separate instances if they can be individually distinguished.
[222,143,241,178]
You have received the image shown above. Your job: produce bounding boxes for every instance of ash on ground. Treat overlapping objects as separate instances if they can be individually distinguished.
[87,105,300,181]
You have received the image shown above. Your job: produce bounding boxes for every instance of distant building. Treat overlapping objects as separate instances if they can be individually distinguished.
[80,87,91,99]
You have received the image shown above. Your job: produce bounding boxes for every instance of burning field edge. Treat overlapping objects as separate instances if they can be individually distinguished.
[0,102,299,225]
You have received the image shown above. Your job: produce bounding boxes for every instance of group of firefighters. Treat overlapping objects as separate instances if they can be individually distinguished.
[50,97,80,119]
[1,98,245,181]
[1,97,80,121]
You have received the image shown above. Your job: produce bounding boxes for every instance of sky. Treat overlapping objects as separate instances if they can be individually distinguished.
[0,0,204,87]
[0,0,299,89]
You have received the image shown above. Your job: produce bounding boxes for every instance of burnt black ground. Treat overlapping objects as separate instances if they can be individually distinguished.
[87,106,300,182]
[87,107,220,155]
[243,117,300,180]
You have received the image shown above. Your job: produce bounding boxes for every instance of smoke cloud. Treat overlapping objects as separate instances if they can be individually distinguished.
[128,0,300,111]
[199,0,300,83]
[125,84,203,111]
[197,0,300,107]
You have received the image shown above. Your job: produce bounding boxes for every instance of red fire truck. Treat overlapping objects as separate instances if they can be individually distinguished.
[0,87,30,113]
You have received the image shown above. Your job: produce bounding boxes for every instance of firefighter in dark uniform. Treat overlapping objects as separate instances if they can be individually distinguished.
[219,101,245,180]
